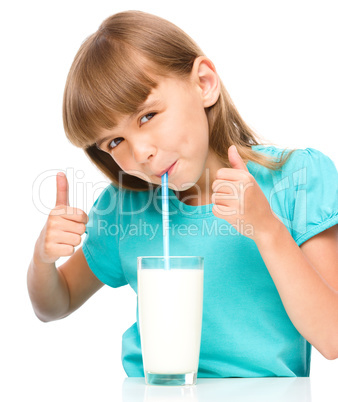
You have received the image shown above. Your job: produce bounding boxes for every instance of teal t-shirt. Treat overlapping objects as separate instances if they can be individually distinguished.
[82,146,338,377]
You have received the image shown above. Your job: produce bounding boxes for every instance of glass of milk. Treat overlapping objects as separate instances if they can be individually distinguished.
[137,256,204,386]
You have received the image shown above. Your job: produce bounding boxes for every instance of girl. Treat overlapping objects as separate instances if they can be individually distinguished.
[27,10,338,378]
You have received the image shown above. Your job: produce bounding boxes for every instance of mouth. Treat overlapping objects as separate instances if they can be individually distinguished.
[155,161,178,178]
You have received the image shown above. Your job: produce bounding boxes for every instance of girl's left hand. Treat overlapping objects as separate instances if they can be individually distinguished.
[211,145,281,242]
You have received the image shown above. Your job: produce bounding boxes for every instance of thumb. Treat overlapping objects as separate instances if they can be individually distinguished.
[228,145,249,171]
[55,172,69,207]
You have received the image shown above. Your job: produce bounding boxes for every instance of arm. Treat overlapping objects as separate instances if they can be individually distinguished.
[27,172,103,322]
[27,247,103,322]
[255,223,338,360]
[212,145,338,359]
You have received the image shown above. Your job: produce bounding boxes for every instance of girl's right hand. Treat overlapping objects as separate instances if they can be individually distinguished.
[34,172,89,266]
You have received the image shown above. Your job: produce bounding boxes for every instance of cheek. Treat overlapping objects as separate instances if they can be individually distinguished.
[181,112,209,152]
[110,149,134,174]
[155,118,183,151]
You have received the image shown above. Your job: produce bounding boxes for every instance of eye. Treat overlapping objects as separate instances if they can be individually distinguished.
[140,112,156,126]
[108,137,124,150]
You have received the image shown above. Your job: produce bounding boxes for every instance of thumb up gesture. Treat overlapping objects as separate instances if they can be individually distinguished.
[34,172,89,266]
[212,145,279,242]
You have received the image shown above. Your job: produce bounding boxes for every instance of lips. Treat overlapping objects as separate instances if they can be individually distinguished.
[156,161,177,177]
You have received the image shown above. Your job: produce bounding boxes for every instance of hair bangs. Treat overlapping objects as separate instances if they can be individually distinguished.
[63,34,159,148]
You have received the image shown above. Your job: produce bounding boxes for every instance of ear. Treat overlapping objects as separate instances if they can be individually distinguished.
[191,56,220,108]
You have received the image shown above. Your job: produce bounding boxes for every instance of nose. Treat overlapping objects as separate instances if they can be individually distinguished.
[131,139,157,164]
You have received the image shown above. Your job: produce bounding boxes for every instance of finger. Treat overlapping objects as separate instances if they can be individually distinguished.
[55,172,70,207]
[228,145,249,172]
[211,192,237,207]
[52,218,87,236]
[51,206,89,224]
[62,207,89,224]
[54,230,82,247]
[216,168,248,181]
[213,194,237,207]
[53,244,75,257]
[212,180,238,194]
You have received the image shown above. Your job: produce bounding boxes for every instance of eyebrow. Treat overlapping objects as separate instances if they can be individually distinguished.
[95,98,162,149]
[96,134,113,149]
[130,98,161,119]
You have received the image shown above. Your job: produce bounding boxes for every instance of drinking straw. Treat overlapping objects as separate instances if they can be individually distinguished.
[161,172,170,270]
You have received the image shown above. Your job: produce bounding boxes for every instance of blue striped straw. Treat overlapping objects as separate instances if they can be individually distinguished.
[161,172,170,270]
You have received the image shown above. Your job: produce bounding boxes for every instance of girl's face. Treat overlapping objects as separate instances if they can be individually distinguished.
[96,74,214,192]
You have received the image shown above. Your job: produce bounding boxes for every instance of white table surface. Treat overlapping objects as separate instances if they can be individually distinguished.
[2,365,336,401]
[122,377,334,402]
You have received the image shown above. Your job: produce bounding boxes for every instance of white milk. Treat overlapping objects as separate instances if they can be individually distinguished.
[138,268,203,374]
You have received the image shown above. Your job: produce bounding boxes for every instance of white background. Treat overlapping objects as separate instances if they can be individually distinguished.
[1,1,337,401]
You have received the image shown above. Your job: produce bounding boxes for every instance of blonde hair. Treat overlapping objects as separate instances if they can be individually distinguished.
[63,10,294,190]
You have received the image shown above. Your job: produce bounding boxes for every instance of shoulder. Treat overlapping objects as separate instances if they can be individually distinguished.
[284,147,336,172]
[252,144,329,160]
[92,183,119,211]
[251,145,337,176]
[251,146,337,244]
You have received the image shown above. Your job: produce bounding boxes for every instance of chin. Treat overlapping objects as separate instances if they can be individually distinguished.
[168,179,197,193]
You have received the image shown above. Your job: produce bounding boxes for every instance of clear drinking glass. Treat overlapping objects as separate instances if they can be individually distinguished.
[137,256,204,386]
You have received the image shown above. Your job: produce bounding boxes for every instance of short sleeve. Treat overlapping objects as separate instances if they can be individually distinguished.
[286,148,338,246]
[82,184,127,288]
